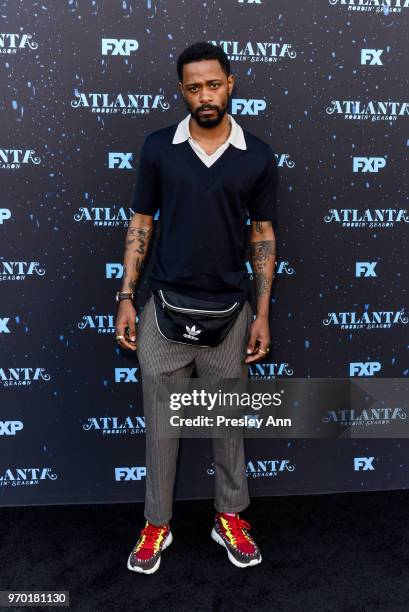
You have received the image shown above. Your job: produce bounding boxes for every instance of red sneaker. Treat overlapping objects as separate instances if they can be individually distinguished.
[127,520,173,574]
[211,512,262,567]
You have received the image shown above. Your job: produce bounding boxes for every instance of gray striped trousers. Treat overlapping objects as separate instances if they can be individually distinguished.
[136,292,253,526]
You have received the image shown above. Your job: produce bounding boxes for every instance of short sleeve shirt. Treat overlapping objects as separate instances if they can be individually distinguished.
[131,123,279,302]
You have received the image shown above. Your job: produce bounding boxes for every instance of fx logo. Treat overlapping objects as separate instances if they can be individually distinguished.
[0,318,11,333]
[231,99,266,116]
[105,263,123,279]
[354,457,375,471]
[349,362,381,377]
[101,38,139,56]
[108,152,133,169]
[0,420,23,435]
[355,262,377,277]
[115,466,146,481]
[352,157,386,173]
[360,49,383,66]
[0,209,11,224]
[115,367,138,383]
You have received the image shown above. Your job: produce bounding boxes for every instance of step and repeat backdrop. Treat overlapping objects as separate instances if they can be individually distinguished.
[1,1,408,507]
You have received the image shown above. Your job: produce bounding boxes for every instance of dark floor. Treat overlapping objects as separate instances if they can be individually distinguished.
[2,490,409,612]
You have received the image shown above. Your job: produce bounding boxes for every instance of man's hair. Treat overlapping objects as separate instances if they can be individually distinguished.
[176,42,231,82]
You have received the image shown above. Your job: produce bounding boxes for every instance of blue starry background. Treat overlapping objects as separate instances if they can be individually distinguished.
[0,0,408,505]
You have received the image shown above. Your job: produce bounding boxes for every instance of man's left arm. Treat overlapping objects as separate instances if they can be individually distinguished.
[245,220,276,364]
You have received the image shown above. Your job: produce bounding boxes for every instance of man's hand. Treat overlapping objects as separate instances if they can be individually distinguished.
[115,300,138,351]
[245,314,270,364]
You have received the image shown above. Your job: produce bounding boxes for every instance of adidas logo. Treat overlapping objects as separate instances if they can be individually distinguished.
[183,324,202,341]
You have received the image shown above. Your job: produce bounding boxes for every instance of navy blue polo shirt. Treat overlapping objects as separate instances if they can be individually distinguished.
[131,123,278,302]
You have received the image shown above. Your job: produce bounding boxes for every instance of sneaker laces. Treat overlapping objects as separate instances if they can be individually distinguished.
[139,522,167,551]
[222,514,253,546]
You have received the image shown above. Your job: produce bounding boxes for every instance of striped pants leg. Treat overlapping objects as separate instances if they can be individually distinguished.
[136,293,253,526]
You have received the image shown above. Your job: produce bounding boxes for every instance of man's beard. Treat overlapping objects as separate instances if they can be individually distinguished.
[185,97,229,129]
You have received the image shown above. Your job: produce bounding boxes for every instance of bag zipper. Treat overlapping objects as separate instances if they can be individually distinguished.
[159,289,239,317]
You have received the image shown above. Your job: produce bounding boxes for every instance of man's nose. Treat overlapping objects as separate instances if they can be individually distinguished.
[199,88,213,105]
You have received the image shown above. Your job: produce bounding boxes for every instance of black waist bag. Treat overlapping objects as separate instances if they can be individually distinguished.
[152,288,245,347]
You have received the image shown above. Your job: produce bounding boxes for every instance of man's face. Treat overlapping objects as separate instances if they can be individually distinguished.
[179,59,234,129]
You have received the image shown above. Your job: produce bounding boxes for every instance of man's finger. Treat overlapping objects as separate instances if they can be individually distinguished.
[246,330,258,355]
[116,336,137,351]
[257,341,270,355]
[245,351,264,364]
[127,319,137,342]
[115,322,137,351]
[244,340,270,363]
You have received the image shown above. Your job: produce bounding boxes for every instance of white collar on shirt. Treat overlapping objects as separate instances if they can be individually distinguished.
[172,112,247,150]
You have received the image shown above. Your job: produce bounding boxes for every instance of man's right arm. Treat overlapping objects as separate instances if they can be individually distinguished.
[115,134,159,351]
[120,212,155,293]
[115,212,155,352]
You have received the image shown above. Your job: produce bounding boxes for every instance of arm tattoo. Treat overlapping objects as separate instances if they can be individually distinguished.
[250,239,275,297]
[251,239,275,263]
[125,226,153,255]
[120,222,154,292]
[254,271,270,296]
[126,258,144,290]
[135,258,143,272]
[255,220,272,234]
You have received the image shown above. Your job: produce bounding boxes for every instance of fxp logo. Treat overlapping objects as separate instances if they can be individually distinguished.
[101,39,139,56]
[354,457,375,471]
[355,262,377,277]
[353,157,386,173]
[349,362,381,376]
[360,49,383,65]
[0,209,11,224]
[0,420,23,436]
[115,466,146,481]
[231,99,266,116]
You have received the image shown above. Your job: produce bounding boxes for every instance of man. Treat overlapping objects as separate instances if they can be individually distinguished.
[115,41,278,574]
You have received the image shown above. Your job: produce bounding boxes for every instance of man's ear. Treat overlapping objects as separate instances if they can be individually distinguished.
[178,81,184,98]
